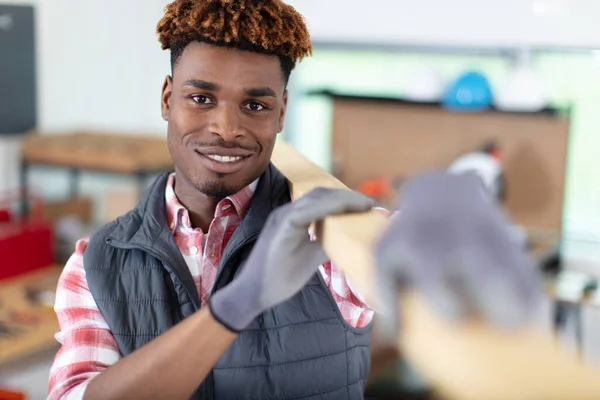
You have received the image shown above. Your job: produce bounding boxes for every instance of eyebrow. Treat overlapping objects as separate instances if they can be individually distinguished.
[183,79,220,91]
[183,80,277,98]
[245,87,277,98]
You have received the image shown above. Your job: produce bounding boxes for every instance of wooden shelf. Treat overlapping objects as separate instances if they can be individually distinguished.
[307,90,568,118]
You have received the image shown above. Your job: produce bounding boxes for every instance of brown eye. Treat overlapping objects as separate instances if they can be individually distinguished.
[245,102,265,112]
[191,95,212,104]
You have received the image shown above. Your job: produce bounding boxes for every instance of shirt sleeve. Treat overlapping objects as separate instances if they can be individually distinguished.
[317,206,391,328]
[47,238,122,400]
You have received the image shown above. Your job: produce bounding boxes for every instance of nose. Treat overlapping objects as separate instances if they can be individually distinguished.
[208,104,244,141]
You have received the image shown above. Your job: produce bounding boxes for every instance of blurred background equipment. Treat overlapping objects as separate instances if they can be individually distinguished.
[19,131,174,263]
[442,70,494,111]
[447,142,531,250]
[447,141,505,202]
[356,176,406,207]
[0,189,53,281]
[319,89,569,235]
[0,266,63,390]
[0,388,26,400]
[494,48,549,112]
[0,4,36,198]
[0,4,36,135]
[403,65,446,103]
[20,131,174,200]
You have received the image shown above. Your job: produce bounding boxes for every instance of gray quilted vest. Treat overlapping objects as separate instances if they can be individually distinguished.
[83,164,373,399]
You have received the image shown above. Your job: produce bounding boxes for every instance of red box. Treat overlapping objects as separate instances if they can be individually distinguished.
[0,388,27,400]
[0,190,54,281]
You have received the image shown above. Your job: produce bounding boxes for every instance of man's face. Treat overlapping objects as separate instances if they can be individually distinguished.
[161,42,288,199]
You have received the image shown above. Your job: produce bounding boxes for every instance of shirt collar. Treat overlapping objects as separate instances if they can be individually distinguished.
[165,173,258,232]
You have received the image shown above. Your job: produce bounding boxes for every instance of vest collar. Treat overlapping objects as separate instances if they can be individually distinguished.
[218,162,291,273]
[106,163,291,309]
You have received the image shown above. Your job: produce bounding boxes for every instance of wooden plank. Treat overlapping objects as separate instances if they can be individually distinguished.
[0,266,62,366]
[271,140,600,400]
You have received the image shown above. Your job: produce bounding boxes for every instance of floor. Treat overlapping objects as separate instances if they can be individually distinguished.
[3,265,600,400]
[2,305,600,400]
[0,348,57,400]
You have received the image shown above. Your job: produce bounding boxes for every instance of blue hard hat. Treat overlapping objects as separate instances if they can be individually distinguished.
[442,70,493,111]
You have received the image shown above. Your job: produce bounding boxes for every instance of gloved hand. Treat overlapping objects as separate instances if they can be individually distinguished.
[209,187,374,332]
[374,171,542,340]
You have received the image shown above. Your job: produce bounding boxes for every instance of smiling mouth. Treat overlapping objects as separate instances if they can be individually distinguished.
[204,154,247,163]
[194,150,253,174]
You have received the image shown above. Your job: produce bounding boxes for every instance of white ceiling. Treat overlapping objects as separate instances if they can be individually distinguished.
[286,0,600,50]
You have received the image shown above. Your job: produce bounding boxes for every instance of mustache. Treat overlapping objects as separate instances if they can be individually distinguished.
[190,139,260,153]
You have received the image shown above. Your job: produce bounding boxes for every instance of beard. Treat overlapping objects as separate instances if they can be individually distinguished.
[193,173,256,200]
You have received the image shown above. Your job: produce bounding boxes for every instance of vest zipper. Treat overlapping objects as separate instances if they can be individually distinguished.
[206,375,214,400]
[211,232,260,295]
[206,232,259,400]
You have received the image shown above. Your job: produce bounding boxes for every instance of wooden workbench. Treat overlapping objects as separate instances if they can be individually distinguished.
[0,266,62,366]
[20,131,174,209]
[22,131,173,174]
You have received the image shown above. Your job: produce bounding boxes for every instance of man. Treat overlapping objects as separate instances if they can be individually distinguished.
[48,1,540,399]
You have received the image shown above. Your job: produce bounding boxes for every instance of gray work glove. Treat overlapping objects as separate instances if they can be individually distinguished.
[209,187,374,332]
[375,171,542,341]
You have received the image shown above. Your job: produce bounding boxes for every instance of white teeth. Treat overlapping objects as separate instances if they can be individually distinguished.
[206,154,243,163]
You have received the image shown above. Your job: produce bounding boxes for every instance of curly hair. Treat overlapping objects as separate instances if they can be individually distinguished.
[157,0,313,84]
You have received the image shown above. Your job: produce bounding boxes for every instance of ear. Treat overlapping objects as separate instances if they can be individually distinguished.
[277,90,289,133]
[161,75,173,121]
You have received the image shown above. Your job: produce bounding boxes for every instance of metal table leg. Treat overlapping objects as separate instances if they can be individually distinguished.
[69,168,80,198]
[20,161,29,216]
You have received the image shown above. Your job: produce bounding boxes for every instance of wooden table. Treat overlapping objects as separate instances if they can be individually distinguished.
[0,266,63,366]
[20,131,174,211]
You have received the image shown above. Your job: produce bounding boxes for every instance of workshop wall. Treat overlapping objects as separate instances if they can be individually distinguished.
[0,0,172,221]
[288,49,600,242]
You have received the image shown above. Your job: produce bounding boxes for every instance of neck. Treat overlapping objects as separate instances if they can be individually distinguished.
[173,172,220,233]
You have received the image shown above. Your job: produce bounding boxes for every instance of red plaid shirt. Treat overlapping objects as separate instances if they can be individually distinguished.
[48,174,374,400]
